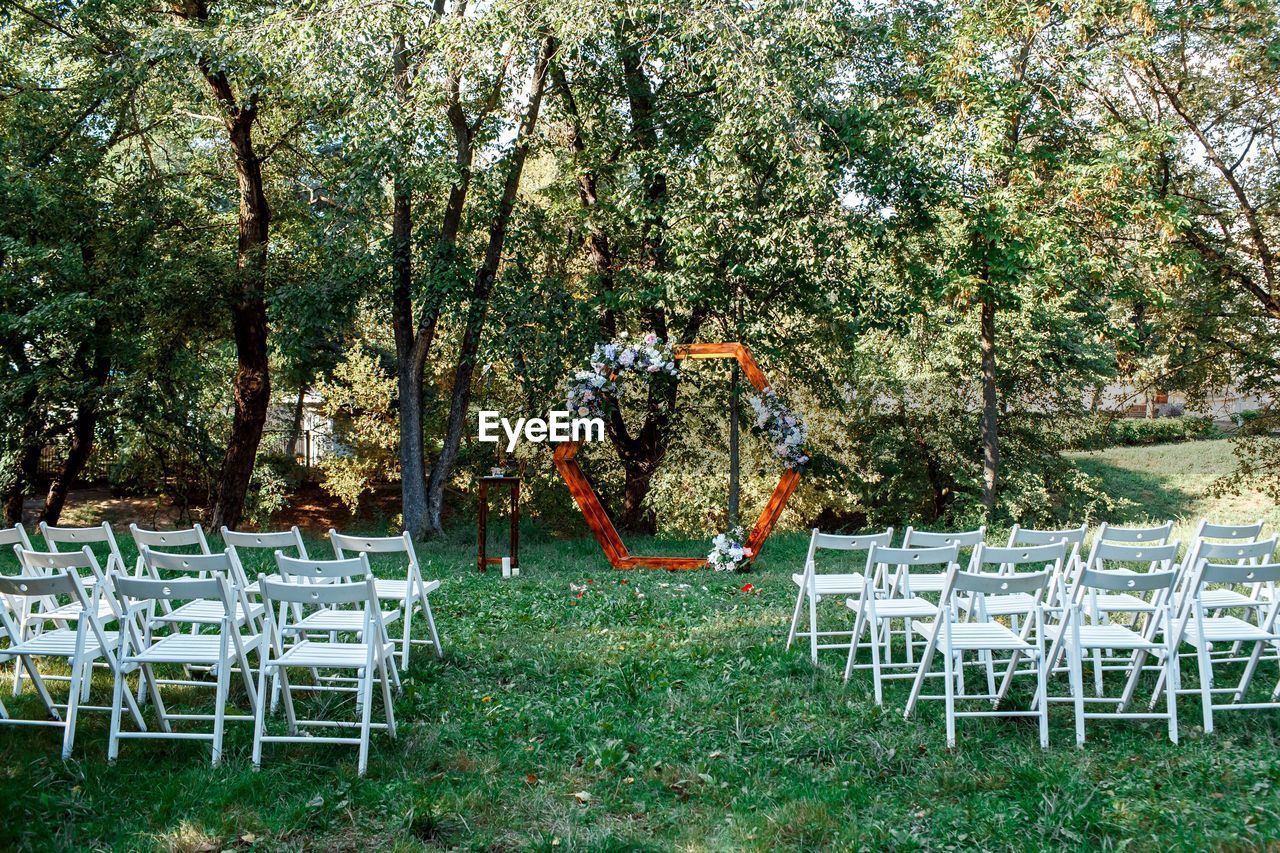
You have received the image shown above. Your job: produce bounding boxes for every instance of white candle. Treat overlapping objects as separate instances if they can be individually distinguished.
[501,557,511,578]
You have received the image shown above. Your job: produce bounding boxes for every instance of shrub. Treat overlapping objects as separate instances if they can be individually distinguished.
[1071,415,1220,449]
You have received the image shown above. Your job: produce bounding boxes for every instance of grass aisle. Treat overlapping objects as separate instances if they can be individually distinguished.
[0,440,1277,849]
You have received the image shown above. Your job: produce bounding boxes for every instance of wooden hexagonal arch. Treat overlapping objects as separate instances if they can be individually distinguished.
[553,343,802,570]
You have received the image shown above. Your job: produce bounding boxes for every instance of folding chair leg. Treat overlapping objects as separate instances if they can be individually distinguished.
[869,619,884,706]
[1196,638,1215,733]
[843,606,865,684]
[943,637,956,748]
[278,665,299,735]
[808,588,819,664]
[140,663,172,733]
[1070,641,1086,747]
[419,592,442,659]
[108,668,125,763]
[400,602,413,671]
[211,642,231,767]
[21,655,59,721]
[1036,653,1049,749]
[377,650,397,739]
[904,632,938,720]
[786,588,805,650]
[62,655,84,760]
[1234,640,1267,702]
[252,655,269,769]
[1165,648,1180,744]
[357,659,376,776]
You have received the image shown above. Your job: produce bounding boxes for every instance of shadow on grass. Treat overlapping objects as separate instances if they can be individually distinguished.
[1071,455,1200,524]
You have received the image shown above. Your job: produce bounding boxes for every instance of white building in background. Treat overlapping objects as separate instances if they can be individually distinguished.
[1096,383,1270,421]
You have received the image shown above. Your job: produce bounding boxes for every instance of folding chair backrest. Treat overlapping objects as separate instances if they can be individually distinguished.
[1198,561,1280,587]
[0,524,33,550]
[17,545,105,585]
[40,521,123,560]
[114,574,227,605]
[0,526,33,574]
[1194,536,1276,565]
[1008,524,1087,547]
[259,574,376,607]
[952,568,1053,596]
[975,541,1066,572]
[130,524,211,554]
[810,529,893,552]
[1091,541,1181,569]
[1196,519,1264,541]
[903,527,985,549]
[275,552,370,582]
[140,546,235,577]
[1078,566,1178,592]
[0,571,80,600]
[1097,521,1172,544]
[330,530,413,557]
[868,543,958,569]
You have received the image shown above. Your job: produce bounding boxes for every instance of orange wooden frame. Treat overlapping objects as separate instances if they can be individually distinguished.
[553,342,802,570]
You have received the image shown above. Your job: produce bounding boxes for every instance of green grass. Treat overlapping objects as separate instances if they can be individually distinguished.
[2,439,1280,850]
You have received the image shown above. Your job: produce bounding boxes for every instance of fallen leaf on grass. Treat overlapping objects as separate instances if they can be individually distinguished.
[572,790,592,804]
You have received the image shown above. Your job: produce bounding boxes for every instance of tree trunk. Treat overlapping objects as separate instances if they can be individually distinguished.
[3,356,41,525]
[979,293,999,514]
[728,363,740,529]
[175,0,273,531]
[620,457,659,534]
[41,316,112,525]
[389,32,432,539]
[284,385,306,457]
[423,35,557,536]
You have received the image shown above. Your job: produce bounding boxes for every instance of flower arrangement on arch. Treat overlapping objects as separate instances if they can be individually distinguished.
[566,332,679,418]
[707,525,753,572]
[748,387,810,471]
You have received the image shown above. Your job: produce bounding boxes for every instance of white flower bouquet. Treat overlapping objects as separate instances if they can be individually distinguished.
[747,387,810,471]
[566,332,679,417]
[707,525,753,571]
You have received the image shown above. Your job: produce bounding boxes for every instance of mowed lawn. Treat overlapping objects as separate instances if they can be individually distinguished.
[1,439,1279,850]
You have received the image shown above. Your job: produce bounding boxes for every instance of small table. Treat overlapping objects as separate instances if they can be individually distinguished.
[477,476,520,573]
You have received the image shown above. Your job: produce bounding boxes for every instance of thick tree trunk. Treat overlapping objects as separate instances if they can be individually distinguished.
[175,0,273,531]
[210,111,271,530]
[979,293,999,514]
[424,36,556,536]
[41,316,112,525]
[389,32,432,539]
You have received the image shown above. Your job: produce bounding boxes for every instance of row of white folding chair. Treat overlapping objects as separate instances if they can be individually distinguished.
[0,546,398,772]
[848,536,1280,746]
[791,520,1189,667]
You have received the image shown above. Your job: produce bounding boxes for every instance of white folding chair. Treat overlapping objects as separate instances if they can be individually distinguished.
[109,573,262,766]
[270,552,402,701]
[253,573,398,776]
[0,567,145,758]
[1048,564,1180,745]
[1177,560,1280,733]
[222,526,309,596]
[1097,521,1173,545]
[786,528,893,664]
[896,526,986,595]
[128,523,212,574]
[330,530,442,669]
[1007,524,1087,602]
[39,521,126,577]
[905,567,1054,748]
[13,547,121,700]
[843,543,959,704]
